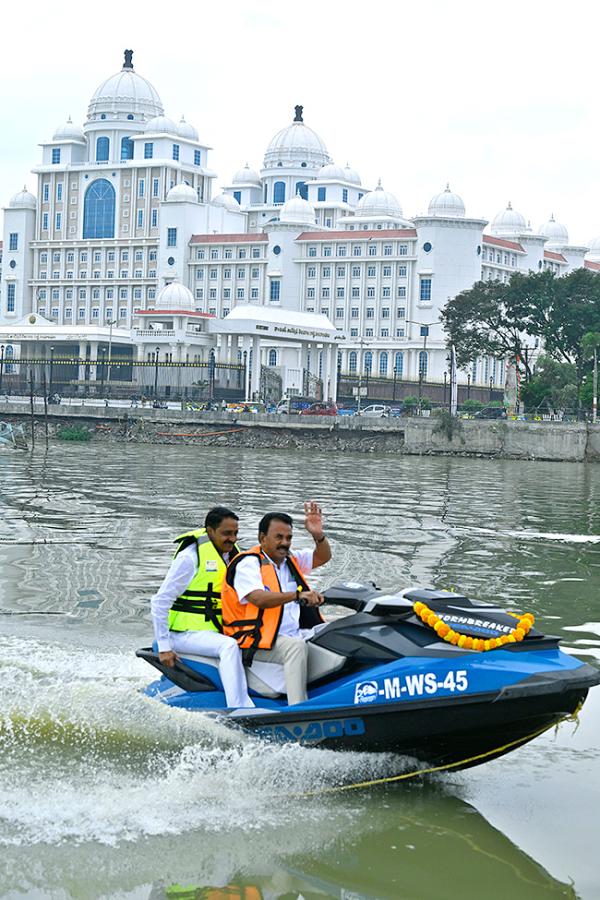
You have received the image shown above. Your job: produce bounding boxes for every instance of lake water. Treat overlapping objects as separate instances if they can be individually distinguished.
[1,444,599,899]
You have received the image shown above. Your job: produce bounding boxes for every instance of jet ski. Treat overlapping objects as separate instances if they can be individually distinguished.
[137,583,600,770]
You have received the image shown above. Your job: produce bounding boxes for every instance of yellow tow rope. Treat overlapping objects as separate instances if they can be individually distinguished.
[298,707,582,797]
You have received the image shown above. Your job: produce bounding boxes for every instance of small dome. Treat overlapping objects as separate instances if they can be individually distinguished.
[53,116,85,142]
[145,115,178,134]
[491,202,526,236]
[156,281,195,311]
[316,163,346,181]
[540,214,569,246]
[87,51,163,120]
[355,179,403,219]
[428,183,465,218]
[177,116,199,141]
[212,192,241,211]
[344,164,361,185]
[166,183,197,203]
[279,194,316,225]
[9,187,36,210]
[587,235,600,259]
[232,163,261,185]
[264,106,331,169]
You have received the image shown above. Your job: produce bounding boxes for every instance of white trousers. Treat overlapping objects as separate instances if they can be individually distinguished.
[252,635,309,706]
[169,631,255,709]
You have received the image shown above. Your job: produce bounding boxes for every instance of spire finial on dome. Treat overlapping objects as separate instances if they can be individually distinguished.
[23,184,27,191]
[376,178,383,190]
[123,49,134,70]
[550,213,555,222]
[67,115,72,124]
[507,201,512,209]
[294,104,303,123]
[445,182,450,191]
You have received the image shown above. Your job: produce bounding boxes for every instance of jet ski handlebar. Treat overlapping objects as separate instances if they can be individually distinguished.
[322,583,473,616]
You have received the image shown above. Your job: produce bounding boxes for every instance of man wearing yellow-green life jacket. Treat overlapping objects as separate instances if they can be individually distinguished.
[150,506,254,709]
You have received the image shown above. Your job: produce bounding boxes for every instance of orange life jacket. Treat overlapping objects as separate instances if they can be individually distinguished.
[222,544,323,653]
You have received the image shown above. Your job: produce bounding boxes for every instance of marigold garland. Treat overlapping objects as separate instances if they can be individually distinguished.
[413,601,535,651]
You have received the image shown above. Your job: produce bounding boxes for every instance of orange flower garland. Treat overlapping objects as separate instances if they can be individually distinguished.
[413,601,535,651]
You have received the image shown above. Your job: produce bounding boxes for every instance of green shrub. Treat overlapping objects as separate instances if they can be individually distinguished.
[56,425,92,442]
[460,399,484,413]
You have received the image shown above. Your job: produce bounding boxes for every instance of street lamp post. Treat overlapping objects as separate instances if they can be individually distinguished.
[443,371,447,405]
[467,373,471,399]
[99,348,107,393]
[106,319,117,387]
[0,345,4,395]
[208,349,216,401]
[392,364,398,402]
[154,346,160,398]
[49,346,55,395]
[489,376,494,403]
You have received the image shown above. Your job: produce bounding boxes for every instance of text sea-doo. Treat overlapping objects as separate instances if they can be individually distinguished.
[138,584,600,769]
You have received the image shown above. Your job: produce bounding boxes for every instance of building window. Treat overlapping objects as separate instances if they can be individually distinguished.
[367,287,375,298]
[336,308,344,319]
[397,286,406,298]
[292,181,307,200]
[342,188,348,203]
[366,307,374,319]
[337,245,347,257]
[419,278,432,302]
[167,228,177,247]
[78,307,85,319]
[307,288,315,299]
[252,247,260,258]
[120,136,134,160]
[364,351,373,373]
[322,287,330,298]
[398,265,407,277]
[9,233,18,251]
[223,288,231,299]
[237,288,245,299]
[138,179,145,198]
[317,186,326,202]
[268,349,278,366]
[321,308,329,317]
[383,244,392,256]
[323,246,332,257]
[52,148,61,164]
[56,182,63,201]
[42,213,49,231]
[270,280,281,301]
[141,142,153,160]
[43,184,49,202]
[92,307,99,319]
[394,351,404,375]
[352,246,362,257]
[238,249,246,259]
[308,246,317,257]
[251,288,259,299]
[6,283,16,312]
[383,265,391,277]
[351,307,359,317]
[367,266,376,277]
[307,267,316,278]
[398,244,408,256]
[119,308,127,319]
[270,180,287,206]
[194,149,201,166]
[349,351,358,372]
[382,287,390,298]
[223,268,231,279]
[233,191,241,204]
[419,351,428,377]
[379,352,388,374]
[152,178,160,199]
[137,209,143,228]
[396,307,406,318]
[251,267,259,279]
[96,137,110,162]
[151,209,158,228]
[322,266,331,278]
[337,287,345,298]
[237,267,245,278]
[382,307,390,318]
[368,244,377,256]
[83,178,115,239]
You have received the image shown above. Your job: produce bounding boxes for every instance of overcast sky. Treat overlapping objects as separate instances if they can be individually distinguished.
[2,0,599,244]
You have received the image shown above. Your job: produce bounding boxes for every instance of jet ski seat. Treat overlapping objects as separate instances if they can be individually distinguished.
[178,642,347,699]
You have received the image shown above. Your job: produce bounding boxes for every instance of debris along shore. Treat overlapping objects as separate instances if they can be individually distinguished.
[2,402,600,462]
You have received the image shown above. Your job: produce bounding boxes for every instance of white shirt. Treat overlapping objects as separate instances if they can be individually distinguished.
[232,548,314,639]
[150,543,232,652]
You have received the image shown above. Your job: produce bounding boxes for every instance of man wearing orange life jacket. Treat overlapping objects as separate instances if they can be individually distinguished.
[222,501,331,706]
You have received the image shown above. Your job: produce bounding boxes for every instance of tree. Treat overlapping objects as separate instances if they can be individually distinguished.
[442,269,600,387]
[520,354,577,412]
[581,331,600,420]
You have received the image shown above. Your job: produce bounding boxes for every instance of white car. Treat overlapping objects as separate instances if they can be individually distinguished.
[358,404,391,418]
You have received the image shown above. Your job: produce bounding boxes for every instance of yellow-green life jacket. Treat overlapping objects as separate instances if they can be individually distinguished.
[168,528,239,634]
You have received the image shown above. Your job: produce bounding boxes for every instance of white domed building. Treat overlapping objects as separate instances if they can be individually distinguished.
[3,51,599,404]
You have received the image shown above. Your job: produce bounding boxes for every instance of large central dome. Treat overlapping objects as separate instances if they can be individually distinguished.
[263,106,331,169]
[87,50,163,121]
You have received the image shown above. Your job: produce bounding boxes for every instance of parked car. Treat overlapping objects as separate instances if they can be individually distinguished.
[358,404,391,418]
[299,402,338,417]
[473,406,507,420]
[275,396,318,415]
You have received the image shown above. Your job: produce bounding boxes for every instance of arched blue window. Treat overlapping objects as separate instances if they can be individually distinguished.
[120,136,134,160]
[364,351,373,373]
[5,345,14,373]
[419,351,428,378]
[96,137,109,162]
[349,351,357,373]
[268,349,277,366]
[394,351,404,376]
[83,179,115,239]
[295,181,308,200]
[273,181,286,205]
[379,352,388,376]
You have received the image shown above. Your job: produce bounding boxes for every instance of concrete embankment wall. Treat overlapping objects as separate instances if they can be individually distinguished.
[4,402,600,462]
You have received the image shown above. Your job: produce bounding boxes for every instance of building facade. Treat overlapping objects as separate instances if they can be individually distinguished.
[2,50,600,397]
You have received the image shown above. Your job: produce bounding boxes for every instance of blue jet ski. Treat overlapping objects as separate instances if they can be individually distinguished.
[137,584,600,769]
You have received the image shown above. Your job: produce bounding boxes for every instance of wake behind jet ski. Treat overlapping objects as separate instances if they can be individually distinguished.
[137,583,600,770]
